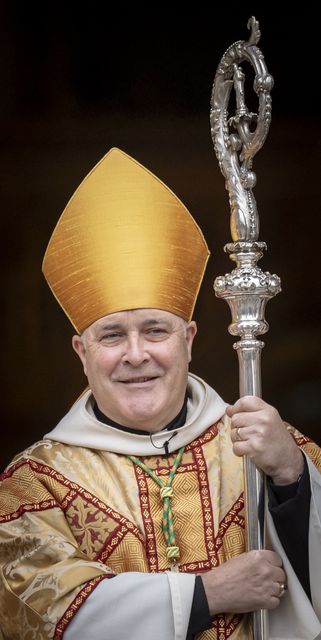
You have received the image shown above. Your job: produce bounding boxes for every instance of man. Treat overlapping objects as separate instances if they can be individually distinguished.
[0,148,320,640]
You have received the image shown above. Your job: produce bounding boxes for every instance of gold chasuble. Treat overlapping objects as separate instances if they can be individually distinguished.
[1,375,321,640]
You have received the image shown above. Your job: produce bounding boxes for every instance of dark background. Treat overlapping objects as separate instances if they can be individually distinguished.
[1,4,320,469]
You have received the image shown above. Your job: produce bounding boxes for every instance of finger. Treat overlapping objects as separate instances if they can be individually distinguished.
[272,580,288,598]
[272,582,282,598]
[226,396,266,417]
[231,426,247,443]
[272,583,284,598]
[230,426,258,444]
[230,411,267,431]
[231,440,251,458]
[272,568,287,584]
[265,551,283,568]
[232,428,276,459]
[268,596,282,610]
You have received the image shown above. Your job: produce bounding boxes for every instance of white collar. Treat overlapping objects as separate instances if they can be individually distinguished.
[44,372,227,456]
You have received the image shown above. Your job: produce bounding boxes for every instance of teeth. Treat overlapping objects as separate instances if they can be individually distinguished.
[125,377,152,383]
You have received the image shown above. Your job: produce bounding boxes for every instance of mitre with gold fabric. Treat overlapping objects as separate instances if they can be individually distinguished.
[42,148,210,333]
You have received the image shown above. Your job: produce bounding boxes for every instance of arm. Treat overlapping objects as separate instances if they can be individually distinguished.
[0,458,112,638]
[0,458,195,640]
[64,572,195,640]
[226,396,311,591]
[225,398,321,636]
[200,398,321,635]
[267,455,311,598]
[186,577,212,639]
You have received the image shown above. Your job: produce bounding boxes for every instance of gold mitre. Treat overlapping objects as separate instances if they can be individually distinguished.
[42,147,210,333]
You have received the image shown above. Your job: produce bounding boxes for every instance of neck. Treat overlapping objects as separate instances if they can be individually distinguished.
[93,394,188,436]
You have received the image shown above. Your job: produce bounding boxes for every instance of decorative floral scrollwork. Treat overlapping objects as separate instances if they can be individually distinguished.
[210,17,273,242]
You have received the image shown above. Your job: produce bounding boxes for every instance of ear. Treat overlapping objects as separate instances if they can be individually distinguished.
[185,321,197,363]
[72,335,87,375]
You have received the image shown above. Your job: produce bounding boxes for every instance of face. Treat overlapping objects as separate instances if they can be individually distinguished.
[72,309,197,432]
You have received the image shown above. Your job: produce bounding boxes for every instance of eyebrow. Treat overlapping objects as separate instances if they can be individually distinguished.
[97,318,170,332]
[98,323,123,332]
[141,318,169,326]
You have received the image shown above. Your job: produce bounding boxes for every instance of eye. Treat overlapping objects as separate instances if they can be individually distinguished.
[100,332,123,343]
[145,327,168,339]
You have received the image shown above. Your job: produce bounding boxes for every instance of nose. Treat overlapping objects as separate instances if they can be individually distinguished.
[122,333,150,367]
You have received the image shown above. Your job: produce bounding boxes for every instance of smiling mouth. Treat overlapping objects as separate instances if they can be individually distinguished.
[121,376,158,384]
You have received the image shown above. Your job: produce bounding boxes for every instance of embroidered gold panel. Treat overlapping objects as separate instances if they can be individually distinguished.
[1,422,319,639]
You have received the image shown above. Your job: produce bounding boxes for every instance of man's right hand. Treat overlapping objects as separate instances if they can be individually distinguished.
[201,550,286,614]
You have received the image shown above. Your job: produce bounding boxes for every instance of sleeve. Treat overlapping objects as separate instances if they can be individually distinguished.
[186,576,212,639]
[0,458,113,639]
[267,455,311,598]
[0,458,195,640]
[64,571,195,640]
[266,435,321,639]
[305,453,321,622]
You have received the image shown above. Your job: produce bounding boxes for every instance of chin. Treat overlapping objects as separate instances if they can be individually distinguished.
[123,405,164,431]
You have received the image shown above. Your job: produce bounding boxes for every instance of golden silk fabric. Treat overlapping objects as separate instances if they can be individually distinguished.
[1,421,320,640]
[42,148,210,332]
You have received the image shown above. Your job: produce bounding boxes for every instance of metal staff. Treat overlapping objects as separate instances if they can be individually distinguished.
[210,17,281,640]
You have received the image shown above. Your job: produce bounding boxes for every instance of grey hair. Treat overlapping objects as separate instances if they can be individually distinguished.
[79,314,190,344]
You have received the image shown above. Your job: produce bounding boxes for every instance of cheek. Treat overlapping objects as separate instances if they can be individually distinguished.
[164,345,189,380]
[86,352,115,383]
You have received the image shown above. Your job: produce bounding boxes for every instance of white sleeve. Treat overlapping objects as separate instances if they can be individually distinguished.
[64,571,196,640]
[306,455,321,622]
[266,452,321,640]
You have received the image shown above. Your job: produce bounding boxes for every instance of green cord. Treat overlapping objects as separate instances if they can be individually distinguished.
[128,446,185,561]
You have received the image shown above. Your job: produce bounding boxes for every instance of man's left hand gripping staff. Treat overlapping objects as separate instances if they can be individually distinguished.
[227,396,305,485]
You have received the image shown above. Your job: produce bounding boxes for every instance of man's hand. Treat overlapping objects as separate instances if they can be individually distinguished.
[201,550,286,614]
[226,396,304,485]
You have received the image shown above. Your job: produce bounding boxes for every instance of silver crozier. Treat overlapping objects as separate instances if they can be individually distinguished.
[210,17,281,640]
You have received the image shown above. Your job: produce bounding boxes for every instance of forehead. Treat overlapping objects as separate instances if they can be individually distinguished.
[88,308,182,332]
